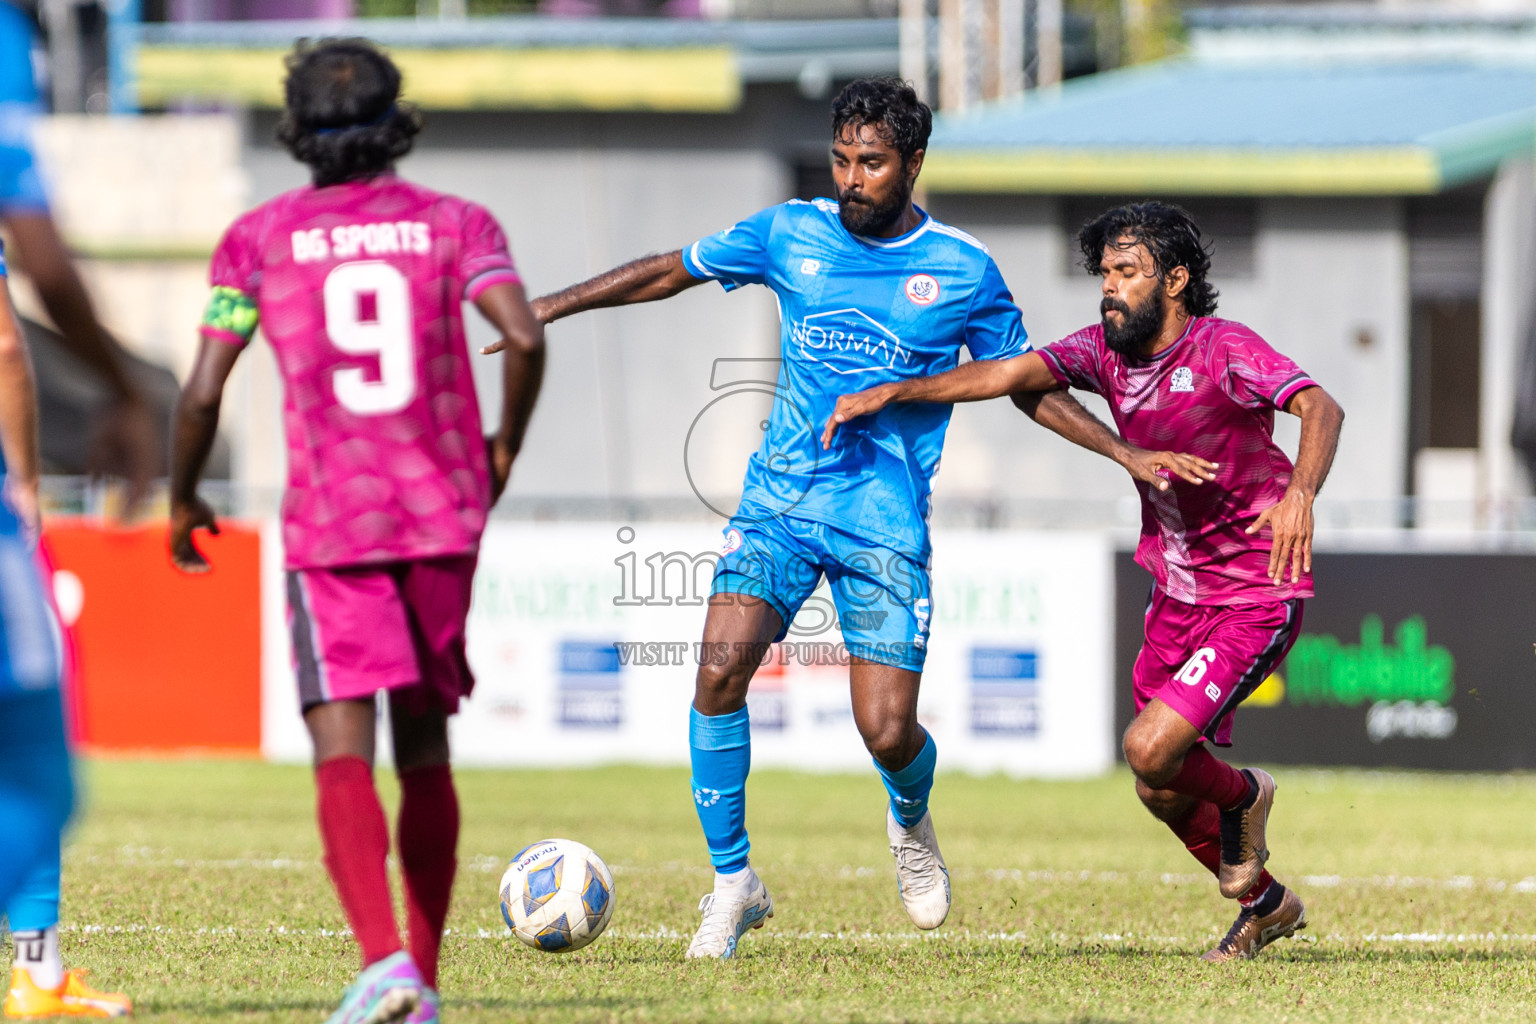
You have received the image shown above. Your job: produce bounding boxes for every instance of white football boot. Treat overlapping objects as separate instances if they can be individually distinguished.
[684,870,774,960]
[887,807,951,929]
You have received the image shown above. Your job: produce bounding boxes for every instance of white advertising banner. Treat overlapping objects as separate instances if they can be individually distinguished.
[263,521,1114,776]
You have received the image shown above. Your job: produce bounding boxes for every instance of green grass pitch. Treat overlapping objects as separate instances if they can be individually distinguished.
[47,760,1536,1022]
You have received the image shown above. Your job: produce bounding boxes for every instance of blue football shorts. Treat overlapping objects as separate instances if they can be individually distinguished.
[710,505,932,672]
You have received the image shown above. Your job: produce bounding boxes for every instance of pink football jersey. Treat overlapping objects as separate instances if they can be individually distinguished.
[202,174,521,570]
[1040,317,1319,605]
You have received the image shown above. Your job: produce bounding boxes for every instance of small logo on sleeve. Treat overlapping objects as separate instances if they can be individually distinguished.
[904,274,940,306]
[1170,366,1195,392]
[800,258,822,276]
[720,528,745,556]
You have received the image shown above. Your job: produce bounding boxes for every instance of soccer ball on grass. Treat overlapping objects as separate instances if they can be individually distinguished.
[499,838,615,952]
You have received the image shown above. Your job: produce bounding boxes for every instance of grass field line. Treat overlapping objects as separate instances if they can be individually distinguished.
[53,922,1536,946]
[79,848,1536,895]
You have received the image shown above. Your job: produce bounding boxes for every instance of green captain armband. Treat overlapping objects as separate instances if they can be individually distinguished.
[200,286,259,343]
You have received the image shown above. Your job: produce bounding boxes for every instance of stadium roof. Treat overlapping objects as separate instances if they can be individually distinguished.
[123,17,898,113]
[924,60,1536,195]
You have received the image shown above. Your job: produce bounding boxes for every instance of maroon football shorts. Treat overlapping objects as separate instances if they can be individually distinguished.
[1132,587,1303,746]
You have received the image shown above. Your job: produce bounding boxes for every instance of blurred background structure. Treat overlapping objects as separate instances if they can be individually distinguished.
[11,0,1536,532]
[9,0,1536,768]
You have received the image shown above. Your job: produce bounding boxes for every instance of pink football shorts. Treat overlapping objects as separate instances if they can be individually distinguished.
[1132,587,1304,746]
[286,554,478,715]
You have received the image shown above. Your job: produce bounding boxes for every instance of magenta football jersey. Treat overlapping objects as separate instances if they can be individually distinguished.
[202,174,521,570]
[1040,317,1319,605]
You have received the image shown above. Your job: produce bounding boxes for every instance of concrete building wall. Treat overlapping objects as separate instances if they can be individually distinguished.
[1481,156,1536,506]
[14,108,1501,519]
[242,141,790,503]
[1251,198,1409,503]
[929,192,1412,507]
[195,150,1437,512]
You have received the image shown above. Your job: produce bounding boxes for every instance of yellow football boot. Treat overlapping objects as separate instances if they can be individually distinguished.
[60,971,131,1018]
[5,968,132,1018]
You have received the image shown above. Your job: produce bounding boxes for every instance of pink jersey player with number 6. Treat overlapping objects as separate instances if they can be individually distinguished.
[168,39,545,1024]
[821,201,1345,965]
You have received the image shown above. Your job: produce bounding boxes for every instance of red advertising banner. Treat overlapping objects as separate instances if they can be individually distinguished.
[42,520,262,754]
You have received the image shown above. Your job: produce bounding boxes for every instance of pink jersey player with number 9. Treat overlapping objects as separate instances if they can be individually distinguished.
[170,39,545,1024]
[203,181,520,569]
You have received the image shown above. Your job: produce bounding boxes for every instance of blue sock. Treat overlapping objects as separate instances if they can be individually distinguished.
[0,690,74,914]
[876,731,937,827]
[689,707,752,874]
[6,832,61,930]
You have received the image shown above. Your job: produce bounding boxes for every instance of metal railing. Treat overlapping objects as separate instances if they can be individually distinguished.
[37,477,1536,550]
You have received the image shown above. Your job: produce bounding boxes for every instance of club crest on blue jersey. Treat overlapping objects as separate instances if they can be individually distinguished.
[904,274,940,306]
[1171,366,1195,392]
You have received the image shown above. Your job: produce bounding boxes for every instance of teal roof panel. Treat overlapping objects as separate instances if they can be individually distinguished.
[928,60,1536,194]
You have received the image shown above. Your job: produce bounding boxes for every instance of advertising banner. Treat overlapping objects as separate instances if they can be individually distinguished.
[1113,550,1536,770]
[45,520,263,754]
[264,523,1115,776]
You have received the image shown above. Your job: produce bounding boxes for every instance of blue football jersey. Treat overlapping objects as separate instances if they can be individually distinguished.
[0,3,46,213]
[682,198,1029,559]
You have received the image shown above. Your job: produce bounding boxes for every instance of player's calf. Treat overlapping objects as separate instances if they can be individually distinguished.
[1218,768,1274,899]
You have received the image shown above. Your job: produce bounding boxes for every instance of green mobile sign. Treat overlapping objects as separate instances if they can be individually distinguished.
[1284,615,1455,707]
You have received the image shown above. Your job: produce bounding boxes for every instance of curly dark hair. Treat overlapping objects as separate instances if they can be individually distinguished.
[275,38,422,188]
[830,77,932,165]
[1077,201,1219,317]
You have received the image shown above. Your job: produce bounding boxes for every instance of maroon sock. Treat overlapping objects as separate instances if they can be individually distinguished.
[1162,745,1251,810]
[1240,870,1276,906]
[316,756,402,968]
[398,764,459,990]
[1165,800,1222,877]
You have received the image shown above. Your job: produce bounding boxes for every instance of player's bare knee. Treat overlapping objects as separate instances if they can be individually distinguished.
[693,658,753,713]
[1122,727,1177,787]
[861,729,905,767]
[304,698,376,764]
[859,717,919,768]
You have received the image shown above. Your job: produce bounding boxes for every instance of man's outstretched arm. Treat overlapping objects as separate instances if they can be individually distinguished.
[820,351,1056,447]
[481,251,701,353]
[1013,390,1216,493]
[821,350,1217,490]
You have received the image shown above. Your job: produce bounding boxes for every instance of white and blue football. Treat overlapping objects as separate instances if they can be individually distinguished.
[499,838,615,953]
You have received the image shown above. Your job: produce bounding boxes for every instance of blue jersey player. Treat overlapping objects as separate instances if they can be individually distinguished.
[496,78,1102,958]
[0,247,85,1014]
[0,2,141,1014]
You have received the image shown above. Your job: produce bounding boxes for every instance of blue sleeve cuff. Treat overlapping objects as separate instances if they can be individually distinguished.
[681,241,714,280]
[682,241,743,293]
